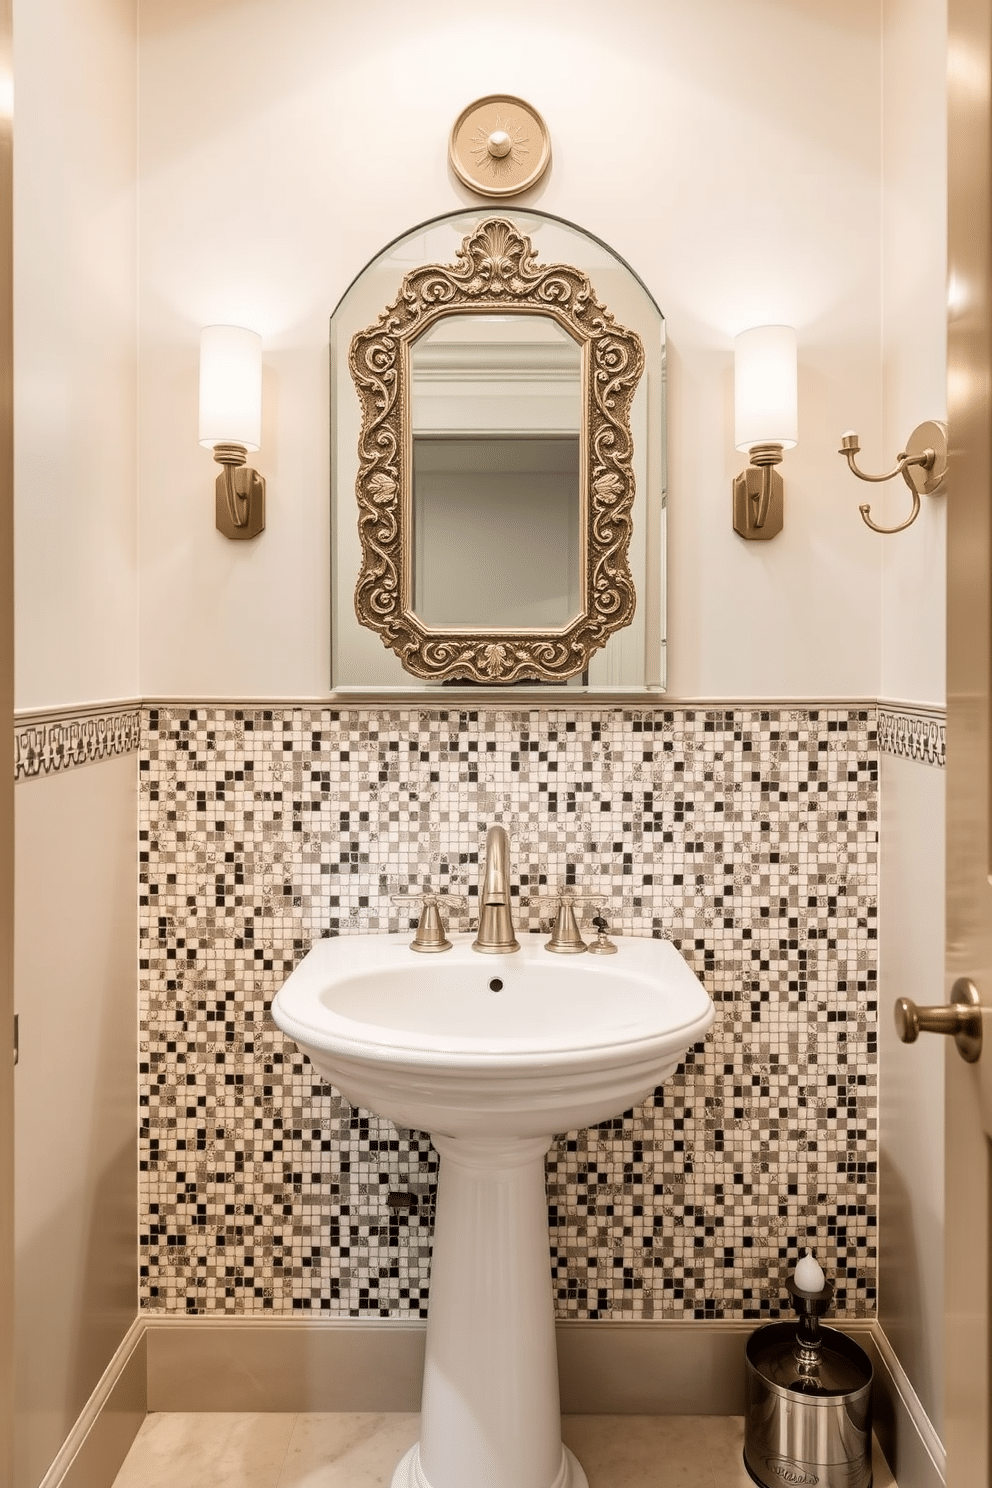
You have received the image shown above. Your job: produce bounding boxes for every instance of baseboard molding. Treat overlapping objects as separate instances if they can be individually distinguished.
[146,1316,762,1416]
[865,1326,945,1488]
[41,1315,945,1488]
[37,1317,146,1488]
[556,1320,763,1414]
[144,1315,867,1417]
[146,1317,427,1414]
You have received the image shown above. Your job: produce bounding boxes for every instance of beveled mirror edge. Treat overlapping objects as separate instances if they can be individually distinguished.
[348,216,645,685]
[328,208,666,325]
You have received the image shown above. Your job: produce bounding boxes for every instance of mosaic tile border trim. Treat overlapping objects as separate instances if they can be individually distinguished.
[140,703,879,1325]
[877,707,945,768]
[14,705,141,781]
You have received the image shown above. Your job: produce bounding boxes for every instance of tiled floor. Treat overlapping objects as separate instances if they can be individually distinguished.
[110,1413,898,1487]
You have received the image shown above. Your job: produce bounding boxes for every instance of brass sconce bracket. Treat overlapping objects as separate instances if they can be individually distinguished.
[733,443,784,541]
[213,443,265,541]
[839,419,947,535]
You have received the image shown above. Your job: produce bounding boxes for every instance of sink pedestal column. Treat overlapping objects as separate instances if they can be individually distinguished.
[391,1133,587,1488]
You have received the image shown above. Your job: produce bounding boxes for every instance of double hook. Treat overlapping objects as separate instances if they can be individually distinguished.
[838,420,948,534]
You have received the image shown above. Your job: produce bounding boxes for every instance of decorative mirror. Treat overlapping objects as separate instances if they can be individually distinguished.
[330,211,666,696]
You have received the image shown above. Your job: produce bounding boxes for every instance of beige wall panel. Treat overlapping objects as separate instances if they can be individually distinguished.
[146,1318,911,1437]
[865,1330,945,1488]
[878,752,945,1435]
[12,0,138,713]
[59,1332,146,1488]
[148,1321,427,1415]
[14,755,138,1488]
[145,1319,764,1416]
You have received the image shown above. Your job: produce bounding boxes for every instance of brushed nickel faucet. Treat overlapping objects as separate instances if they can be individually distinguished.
[472,825,520,954]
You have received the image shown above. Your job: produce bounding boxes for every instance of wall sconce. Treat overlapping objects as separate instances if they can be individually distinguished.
[733,325,798,541]
[199,325,266,540]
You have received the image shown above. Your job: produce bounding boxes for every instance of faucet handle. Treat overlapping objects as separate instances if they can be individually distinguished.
[410,895,451,954]
[389,889,467,908]
[390,891,467,954]
[534,890,609,917]
[544,893,588,954]
[533,888,583,908]
[536,893,619,955]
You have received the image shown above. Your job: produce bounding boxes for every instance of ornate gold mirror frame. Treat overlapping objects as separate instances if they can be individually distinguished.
[348,218,645,685]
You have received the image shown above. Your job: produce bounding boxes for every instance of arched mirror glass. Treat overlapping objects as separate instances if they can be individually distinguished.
[330,210,666,695]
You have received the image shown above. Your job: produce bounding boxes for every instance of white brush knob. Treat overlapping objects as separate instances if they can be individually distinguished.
[795,1251,825,1292]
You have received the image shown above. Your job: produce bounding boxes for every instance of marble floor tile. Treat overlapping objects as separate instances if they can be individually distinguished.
[714,1416,777,1487]
[112,1412,897,1488]
[276,1413,421,1487]
[111,1412,298,1488]
[701,1415,755,1486]
[561,1414,717,1487]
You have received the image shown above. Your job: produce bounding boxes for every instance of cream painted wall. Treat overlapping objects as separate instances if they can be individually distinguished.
[13,0,138,713]
[12,3,140,1486]
[13,757,138,1488]
[881,0,947,708]
[137,0,884,702]
[876,0,947,1444]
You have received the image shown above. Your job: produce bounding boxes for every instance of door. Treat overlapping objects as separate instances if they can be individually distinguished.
[946,2,992,1483]
[0,0,12,1482]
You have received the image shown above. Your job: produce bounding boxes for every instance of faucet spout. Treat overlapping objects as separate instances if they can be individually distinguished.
[472,825,520,954]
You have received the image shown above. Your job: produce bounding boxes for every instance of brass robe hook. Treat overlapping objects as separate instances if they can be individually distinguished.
[838,420,947,534]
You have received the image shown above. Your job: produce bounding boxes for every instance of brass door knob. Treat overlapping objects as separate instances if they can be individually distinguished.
[894,977,983,1063]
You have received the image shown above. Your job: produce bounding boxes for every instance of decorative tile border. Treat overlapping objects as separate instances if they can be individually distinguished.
[877,708,945,768]
[14,706,141,780]
[140,704,878,1323]
[12,699,927,777]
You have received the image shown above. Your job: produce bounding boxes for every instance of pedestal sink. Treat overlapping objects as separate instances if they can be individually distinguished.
[272,933,714,1488]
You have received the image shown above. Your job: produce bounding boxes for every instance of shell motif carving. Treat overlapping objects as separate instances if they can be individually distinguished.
[348,217,646,684]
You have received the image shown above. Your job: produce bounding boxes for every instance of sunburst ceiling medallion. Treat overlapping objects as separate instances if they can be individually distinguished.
[449,95,551,198]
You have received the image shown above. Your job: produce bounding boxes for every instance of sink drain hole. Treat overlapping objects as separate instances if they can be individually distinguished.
[489,978,503,992]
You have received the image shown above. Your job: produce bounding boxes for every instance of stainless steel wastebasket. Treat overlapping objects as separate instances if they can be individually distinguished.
[744,1321,872,1488]
[744,1263,872,1488]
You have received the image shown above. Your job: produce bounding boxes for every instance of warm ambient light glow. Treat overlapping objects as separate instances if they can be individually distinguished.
[198,324,262,452]
[734,325,798,452]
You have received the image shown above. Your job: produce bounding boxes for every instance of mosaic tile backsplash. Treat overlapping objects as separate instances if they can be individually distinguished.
[140,705,878,1320]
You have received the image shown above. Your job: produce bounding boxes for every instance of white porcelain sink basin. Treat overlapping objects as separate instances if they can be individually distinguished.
[271,932,714,1139]
[271,932,713,1488]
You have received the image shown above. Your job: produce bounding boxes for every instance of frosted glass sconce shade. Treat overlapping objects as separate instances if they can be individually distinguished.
[199,325,262,451]
[732,325,797,541]
[198,325,266,540]
[734,325,798,453]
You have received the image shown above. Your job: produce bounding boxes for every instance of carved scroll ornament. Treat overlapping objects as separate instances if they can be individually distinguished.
[348,217,645,685]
